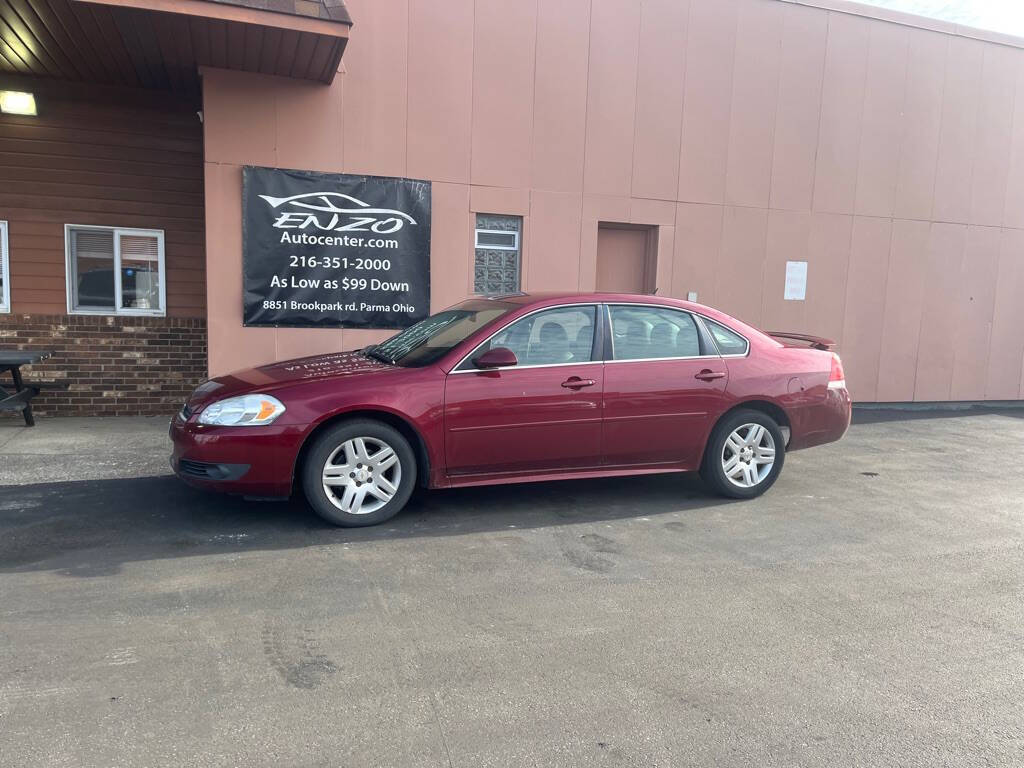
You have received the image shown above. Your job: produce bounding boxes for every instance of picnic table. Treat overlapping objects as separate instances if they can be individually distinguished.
[0,350,66,427]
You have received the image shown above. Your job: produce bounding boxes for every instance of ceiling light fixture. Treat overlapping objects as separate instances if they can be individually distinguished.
[0,91,37,116]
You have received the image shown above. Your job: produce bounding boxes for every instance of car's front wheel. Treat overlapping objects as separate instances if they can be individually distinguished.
[701,409,785,499]
[301,419,416,527]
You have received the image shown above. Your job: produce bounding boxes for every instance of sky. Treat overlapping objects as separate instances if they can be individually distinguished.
[859,0,1024,37]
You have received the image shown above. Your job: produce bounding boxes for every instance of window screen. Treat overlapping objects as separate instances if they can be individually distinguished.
[70,228,116,310]
[0,221,9,313]
[67,226,164,315]
[474,214,521,294]
[475,230,518,250]
[118,232,162,311]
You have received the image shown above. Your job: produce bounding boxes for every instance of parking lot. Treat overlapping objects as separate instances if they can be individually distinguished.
[1,410,1022,767]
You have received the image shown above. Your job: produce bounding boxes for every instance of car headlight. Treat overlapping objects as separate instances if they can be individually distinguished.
[198,394,286,426]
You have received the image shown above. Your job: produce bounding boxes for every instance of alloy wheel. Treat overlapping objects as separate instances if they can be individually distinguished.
[321,436,402,515]
[721,423,776,489]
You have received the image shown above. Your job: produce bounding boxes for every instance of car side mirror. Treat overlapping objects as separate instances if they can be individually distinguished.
[473,347,517,369]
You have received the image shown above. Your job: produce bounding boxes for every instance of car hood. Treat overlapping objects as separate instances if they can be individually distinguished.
[185,350,393,410]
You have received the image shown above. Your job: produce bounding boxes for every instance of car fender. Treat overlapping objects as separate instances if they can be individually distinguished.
[292,403,441,489]
[270,368,447,491]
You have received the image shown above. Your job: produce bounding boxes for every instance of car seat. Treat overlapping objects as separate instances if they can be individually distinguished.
[532,322,571,364]
[573,324,594,361]
[621,320,649,359]
[649,322,678,357]
[676,321,700,357]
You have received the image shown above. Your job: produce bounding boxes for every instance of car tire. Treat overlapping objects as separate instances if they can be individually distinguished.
[301,419,417,527]
[700,409,785,500]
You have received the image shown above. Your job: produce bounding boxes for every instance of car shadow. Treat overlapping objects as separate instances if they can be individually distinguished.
[1,472,732,576]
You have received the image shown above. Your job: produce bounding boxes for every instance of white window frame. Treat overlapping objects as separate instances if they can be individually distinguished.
[0,221,9,313]
[64,224,166,317]
[474,228,520,251]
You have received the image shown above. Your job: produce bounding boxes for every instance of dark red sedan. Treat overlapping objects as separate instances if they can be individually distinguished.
[170,293,851,526]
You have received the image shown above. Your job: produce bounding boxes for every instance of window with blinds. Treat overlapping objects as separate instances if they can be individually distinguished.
[65,225,165,315]
[0,221,9,313]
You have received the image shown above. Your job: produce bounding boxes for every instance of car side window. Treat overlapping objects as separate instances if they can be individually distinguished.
[608,306,702,360]
[705,319,749,356]
[459,305,597,370]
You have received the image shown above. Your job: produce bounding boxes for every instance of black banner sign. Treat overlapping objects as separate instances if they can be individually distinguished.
[242,166,431,328]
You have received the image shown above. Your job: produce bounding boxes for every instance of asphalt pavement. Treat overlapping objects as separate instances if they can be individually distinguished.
[1,409,1022,767]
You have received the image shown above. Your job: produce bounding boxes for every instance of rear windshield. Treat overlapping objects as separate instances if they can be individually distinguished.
[369,300,515,367]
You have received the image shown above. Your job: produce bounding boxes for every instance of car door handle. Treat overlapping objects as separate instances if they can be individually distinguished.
[561,377,596,389]
[695,369,726,381]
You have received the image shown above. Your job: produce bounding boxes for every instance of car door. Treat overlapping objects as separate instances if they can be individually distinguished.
[443,305,604,477]
[601,304,730,468]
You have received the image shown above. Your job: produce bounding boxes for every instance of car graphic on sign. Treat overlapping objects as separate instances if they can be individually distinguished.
[259,192,418,234]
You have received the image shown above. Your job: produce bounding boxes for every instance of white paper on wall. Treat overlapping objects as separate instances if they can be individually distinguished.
[784,261,807,301]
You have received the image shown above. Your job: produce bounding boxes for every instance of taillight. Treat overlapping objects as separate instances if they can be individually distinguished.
[828,353,846,390]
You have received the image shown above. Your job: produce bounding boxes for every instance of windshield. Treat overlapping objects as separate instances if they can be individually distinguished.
[369,300,515,367]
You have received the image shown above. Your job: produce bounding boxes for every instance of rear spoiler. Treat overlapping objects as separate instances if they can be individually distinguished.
[766,331,836,351]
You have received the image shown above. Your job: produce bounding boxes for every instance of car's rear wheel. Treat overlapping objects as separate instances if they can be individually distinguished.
[701,409,785,499]
[301,419,416,527]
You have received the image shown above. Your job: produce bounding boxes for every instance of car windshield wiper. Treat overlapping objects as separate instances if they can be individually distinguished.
[364,346,395,365]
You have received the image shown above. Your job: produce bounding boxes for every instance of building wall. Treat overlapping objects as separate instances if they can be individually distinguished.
[202,0,1024,402]
[0,314,206,417]
[0,82,207,415]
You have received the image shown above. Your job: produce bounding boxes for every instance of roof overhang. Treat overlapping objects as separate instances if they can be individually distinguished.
[86,0,351,36]
[0,0,351,100]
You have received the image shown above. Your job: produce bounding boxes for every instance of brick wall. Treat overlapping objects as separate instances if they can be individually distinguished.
[0,314,206,417]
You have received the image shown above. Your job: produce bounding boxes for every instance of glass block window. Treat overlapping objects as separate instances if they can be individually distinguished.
[474,213,521,294]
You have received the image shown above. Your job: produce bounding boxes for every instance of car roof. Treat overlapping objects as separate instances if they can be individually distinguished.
[482,291,679,305]
[436,291,772,373]
[480,291,709,314]
[473,291,766,344]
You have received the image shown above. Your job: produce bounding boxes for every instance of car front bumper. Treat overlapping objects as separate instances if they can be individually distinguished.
[169,415,306,498]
